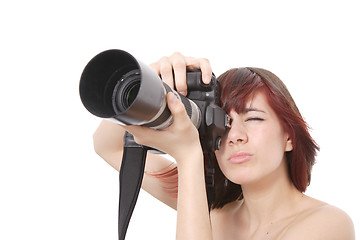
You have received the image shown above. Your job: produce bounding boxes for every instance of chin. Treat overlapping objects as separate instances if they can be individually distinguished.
[223,167,258,185]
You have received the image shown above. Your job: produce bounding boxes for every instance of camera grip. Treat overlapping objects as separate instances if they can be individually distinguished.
[186,70,216,91]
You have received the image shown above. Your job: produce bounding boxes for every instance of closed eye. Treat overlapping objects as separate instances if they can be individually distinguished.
[246,117,264,121]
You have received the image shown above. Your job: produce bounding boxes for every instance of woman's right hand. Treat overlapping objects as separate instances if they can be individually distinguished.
[149,52,213,96]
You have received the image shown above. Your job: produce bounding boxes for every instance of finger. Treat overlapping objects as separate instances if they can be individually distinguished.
[199,58,213,84]
[186,57,212,84]
[159,57,174,89]
[167,92,190,125]
[149,61,160,75]
[171,53,187,95]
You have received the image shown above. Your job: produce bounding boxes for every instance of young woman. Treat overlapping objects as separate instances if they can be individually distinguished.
[93,53,355,239]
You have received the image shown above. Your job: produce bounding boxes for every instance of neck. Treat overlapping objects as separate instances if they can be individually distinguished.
[239,160,303,228]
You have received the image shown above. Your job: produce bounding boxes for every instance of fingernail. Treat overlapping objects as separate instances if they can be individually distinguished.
[179,91,187,96]
[203,74,211,84]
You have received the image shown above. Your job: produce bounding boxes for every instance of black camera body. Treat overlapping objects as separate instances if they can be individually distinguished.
[181,70,229,153]
[79,49,229,153]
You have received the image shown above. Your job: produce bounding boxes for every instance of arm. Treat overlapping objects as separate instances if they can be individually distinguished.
[124,93,213,239]
[93,119,179,209]
[176,141,213,239]
[125,52,214,239]
[93,120,125,171]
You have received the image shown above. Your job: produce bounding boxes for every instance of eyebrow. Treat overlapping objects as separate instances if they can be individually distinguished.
[242,107,266,114]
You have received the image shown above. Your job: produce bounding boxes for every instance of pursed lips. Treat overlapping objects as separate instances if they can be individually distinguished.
[228,151,253,164]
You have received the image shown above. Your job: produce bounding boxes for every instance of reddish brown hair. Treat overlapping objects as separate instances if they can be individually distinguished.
[211,67,319,209]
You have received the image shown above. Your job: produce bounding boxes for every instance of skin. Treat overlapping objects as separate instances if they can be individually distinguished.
[93,53,355,239]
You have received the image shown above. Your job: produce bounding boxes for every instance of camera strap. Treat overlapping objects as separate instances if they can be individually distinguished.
[118,132,148,240]
[205,153,215,212]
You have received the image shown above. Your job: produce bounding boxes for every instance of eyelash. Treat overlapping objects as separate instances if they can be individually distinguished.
[246,117,264,122]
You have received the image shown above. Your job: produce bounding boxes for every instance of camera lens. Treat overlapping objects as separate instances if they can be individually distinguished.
[80,49,202,128]
[113,70,141,112]
[125,82,140,107]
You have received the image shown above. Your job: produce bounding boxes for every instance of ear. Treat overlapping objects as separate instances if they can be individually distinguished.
[285,136,293,152]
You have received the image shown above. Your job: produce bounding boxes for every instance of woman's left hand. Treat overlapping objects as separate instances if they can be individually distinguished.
[123,92,202,162]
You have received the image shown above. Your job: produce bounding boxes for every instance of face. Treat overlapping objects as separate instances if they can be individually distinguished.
[215,91,293,186]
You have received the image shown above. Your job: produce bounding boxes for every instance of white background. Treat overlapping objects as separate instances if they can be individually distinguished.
[1,0,359,239]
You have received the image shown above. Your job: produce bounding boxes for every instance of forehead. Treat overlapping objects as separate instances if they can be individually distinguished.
[244,91,272,112]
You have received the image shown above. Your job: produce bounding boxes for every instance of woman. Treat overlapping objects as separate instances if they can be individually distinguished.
[93,53,355,239]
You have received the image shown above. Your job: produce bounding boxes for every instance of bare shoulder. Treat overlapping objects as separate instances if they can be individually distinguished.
[281,200,355,240]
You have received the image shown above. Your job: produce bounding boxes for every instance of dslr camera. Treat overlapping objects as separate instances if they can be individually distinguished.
[79,49,229,153]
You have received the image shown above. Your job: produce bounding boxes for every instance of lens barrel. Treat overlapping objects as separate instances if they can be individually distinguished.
[79,49,200,129]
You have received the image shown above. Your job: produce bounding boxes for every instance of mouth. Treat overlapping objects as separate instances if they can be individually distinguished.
[228,151,253,164]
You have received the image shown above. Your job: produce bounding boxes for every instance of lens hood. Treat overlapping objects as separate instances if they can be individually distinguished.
[79,49,168,126]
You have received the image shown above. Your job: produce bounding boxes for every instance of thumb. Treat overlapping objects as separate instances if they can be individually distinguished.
[166,92,189,124]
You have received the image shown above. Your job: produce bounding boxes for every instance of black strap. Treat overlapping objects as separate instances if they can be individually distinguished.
[118,132,148,240]
[205,153,215,212]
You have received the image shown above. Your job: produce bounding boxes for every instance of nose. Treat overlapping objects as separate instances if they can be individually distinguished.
[226,113,248,146]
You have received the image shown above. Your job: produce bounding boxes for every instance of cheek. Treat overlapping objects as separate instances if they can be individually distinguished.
[253,127,287,164]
